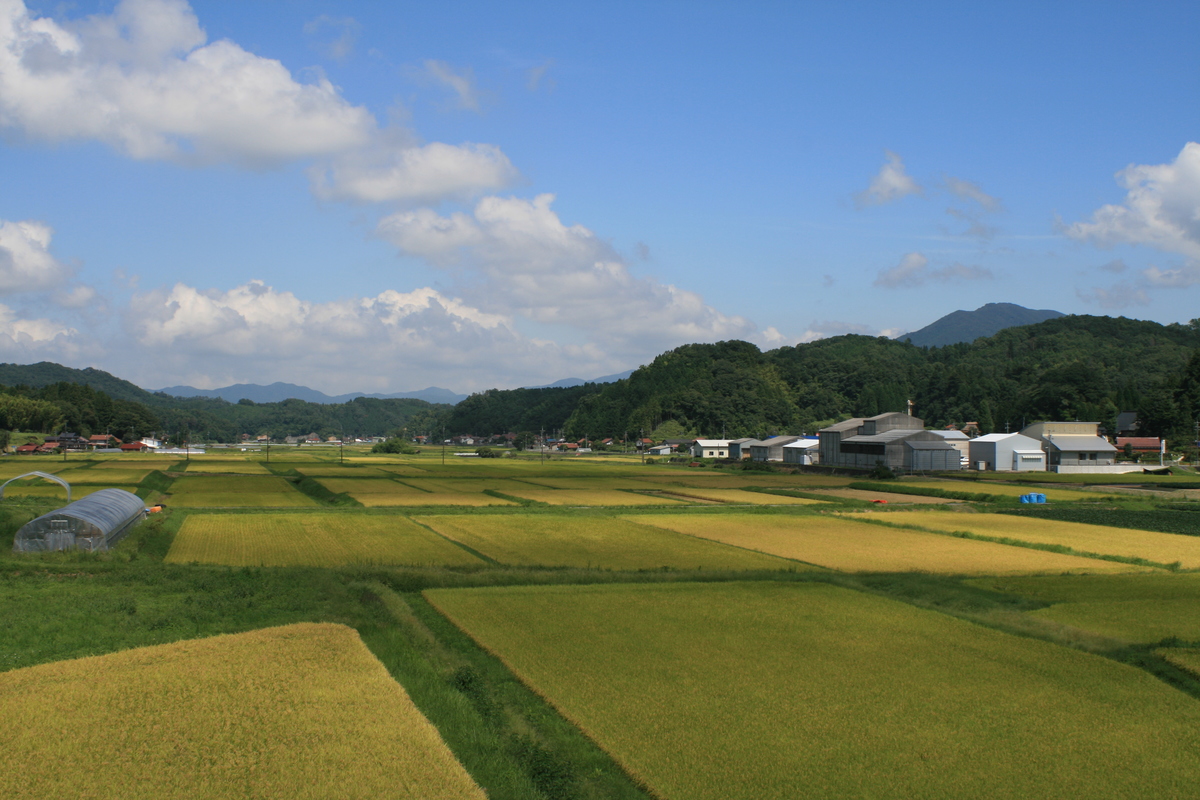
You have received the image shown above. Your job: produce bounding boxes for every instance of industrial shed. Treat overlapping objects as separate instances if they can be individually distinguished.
[12,488,146,553]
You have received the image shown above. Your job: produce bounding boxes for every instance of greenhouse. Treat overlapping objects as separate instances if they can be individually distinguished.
[12,488,146,553]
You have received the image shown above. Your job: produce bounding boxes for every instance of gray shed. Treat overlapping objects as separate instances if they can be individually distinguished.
[13,488,146,553]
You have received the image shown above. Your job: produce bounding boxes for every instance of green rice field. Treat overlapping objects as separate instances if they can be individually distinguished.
[427,581,1200,800]
[166,513,483,567]
[166,476,318,508]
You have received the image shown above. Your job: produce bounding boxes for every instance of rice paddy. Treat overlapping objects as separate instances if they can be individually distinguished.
[649,487,824,505]
[897,478,1100,501]
[183,460,273,474]
[415,515,804,570]
[0,623,485,799]
[166,513,483,567]
[52,467,153,484]
[861,510,1200,568]
[500,488,687,506]
[427,581,1200,800]
[167,476,318,508]
[1159,649,1200,678]
[965,573,1200,643]
[632,513,1146,573]
[316,478,517,507]
[804,487,959,503]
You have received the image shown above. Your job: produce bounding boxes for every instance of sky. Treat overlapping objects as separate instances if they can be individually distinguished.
[1,0,1199,396]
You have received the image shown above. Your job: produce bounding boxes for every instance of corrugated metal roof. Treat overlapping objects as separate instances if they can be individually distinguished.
[843,429,926,444]
[820,418,865,433]
[905,441,956,450]
[1044,435,1116,452]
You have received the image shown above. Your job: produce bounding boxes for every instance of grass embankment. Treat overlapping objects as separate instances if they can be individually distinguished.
[428,581,1200,800]
[0,623,485,800]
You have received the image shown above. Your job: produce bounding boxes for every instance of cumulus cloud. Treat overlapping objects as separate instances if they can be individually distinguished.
[0,219,72,293]
[0,0,376,165]
[377,194,756,356]
[526,59,555,92]
[421,60,482,112]
[856,150,921,207]
[310,137,518,204]
[1142,263,1200,288]
[873,252,994,289]
[124,279,621,391]
[1065,142,1200,259]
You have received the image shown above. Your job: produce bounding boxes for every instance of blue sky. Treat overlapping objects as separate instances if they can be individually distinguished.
[1,0,1198,395]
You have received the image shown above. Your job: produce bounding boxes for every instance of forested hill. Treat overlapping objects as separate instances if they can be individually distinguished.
[556,315,1200,440]
[0,362,448,442]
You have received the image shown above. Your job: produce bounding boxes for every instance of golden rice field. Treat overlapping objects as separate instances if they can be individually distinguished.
[295,465,389,478]
[53,467,152,484]
[515,476,657,490]
[167,476,318,508]
[638,473,856,489]
[652,487,824,505]
[94,458,179,469]
[501,488,687,506]
[165,513,482,567]
[863,510,1200,568]
[0,623,485,800]
[632,513,1144,574]
[415,515,803,570]
[184,460,272,474]
[966,573,1200,643]
[427,581,1200,800]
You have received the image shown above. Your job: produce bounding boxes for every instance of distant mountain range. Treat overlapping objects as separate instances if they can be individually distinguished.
[156,370,637,405]
[154,382,468,406]
[896,303,1065,348]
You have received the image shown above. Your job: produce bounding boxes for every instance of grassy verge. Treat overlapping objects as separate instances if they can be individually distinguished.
[848,480,1009,503]
[998,505,1200,537]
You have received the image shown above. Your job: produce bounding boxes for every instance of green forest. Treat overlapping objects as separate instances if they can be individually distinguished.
[452,315,1200,442]
[3,315,1200,444]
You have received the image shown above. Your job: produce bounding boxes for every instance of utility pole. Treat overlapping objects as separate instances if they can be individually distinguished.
[441,427,446,465]
[640,428,645,465]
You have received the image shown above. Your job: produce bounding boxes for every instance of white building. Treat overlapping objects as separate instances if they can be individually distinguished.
[691,439,731,458]
[968,433,1046,472]
[781,438,819,465]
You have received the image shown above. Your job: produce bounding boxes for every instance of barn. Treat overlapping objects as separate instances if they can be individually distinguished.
[12,488,146,553]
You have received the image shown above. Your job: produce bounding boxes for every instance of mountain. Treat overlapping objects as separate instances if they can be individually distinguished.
[522,369,635,389]
[0,361,161,404]
[155,382,468,405]
[896,303,1065,348]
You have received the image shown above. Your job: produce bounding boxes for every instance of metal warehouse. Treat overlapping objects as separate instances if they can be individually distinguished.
[12,488,146,553]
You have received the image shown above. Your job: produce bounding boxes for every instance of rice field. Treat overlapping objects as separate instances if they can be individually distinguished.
[316,478,516,507]
[862,510,1200,568]
[295,465,389,478]
[632,513,1146,574]
[427,581,1200,800]
[183,460,272,474]
[803,487,959,504]
[500,488,687,506]
[53,467,152,484]
[897,479,1100,501]
[0,484,141,500]
[638,473,855,489]
[415,515,804,570]
[0,623,485,799]
[966,573,1200,643]
[651,487,824,505]
[165,513,482,567]
[167,476,318,508]
[1159,649,1200,678]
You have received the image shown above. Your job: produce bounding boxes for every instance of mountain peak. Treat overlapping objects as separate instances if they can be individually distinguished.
[897,303,1064,348]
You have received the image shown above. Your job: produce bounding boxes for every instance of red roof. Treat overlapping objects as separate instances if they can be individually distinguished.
[120,442,148,451]
[1116,437,1162,451]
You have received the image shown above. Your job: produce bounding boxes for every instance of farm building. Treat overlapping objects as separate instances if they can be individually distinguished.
[781,438,819,465]
[819,412,961,471]
[727,438,759,459]
[12,488,146,553]
[1020,422,1123,472]
[691,439,731,458]
[968,433,1046,472]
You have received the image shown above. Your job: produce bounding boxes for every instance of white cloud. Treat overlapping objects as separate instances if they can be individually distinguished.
[310,137,518,204]
[0,302,76,343]
[874,252,993,289]
[0,219,72,293]
[856,150,921,207]
[1065,142,1200,260]
[303,15,360,62]
[1142,263,1200,288]
[526,59,554,92]
[1076,283,1150,309]
[0,0,378,165]
[122,279,626,393]
[421,59,482,112]
[377,194,756,356]
[944,176,1001,211]
[795,320,875,344]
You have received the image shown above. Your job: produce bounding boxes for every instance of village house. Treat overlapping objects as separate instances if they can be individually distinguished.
[1020,422,1123,473]
[691,439,731,459]
[968,433,1047,472]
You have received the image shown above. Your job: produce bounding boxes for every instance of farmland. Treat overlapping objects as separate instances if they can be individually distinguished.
[859,510,1200,568]
[166,514,484,567]
[416,515,804,570]
[631,513,1142,574]
[0,623,485,799]
[427,581,1200,800]
[4,449,1200,799]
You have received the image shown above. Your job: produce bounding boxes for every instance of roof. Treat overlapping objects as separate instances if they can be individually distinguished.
[693,440,730,447]
[842,429,929,445]
[1116,437,1161,448]
[782,439,819,449]
[1044,435,1117,452]
[820,418,866,433]
[905,440,956,450]
[928,430,969,440]
[1012,449,1045,455]
[750,436,801,448]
